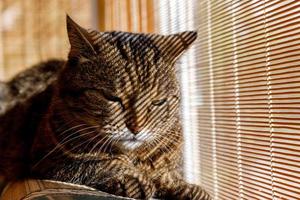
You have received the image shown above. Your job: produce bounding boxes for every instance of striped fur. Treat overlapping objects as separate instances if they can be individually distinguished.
[1,16,211,199]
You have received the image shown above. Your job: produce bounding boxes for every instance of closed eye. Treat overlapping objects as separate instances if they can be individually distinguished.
[152,99,167,106]
[101,90,125,109]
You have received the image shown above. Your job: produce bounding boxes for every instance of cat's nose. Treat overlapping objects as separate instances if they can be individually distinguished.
[127,124,141,135]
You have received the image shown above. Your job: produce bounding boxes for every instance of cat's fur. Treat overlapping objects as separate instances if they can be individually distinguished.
[0,59,64,180]
[0,16,211,200]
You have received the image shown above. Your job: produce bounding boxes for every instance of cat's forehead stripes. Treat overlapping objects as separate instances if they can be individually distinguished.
[84,29,178,97]
[87,30,161,63]
[67,15,197,62]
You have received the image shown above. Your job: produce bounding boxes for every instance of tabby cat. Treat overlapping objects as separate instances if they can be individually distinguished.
[0,16,211,200]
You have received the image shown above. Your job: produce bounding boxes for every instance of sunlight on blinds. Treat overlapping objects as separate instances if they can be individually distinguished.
[155,0,300,199]
[206,1,219,198]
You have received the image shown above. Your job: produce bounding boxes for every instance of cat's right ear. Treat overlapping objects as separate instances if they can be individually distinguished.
[66,15,96,59]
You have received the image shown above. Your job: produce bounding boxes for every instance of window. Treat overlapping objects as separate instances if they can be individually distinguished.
[156,0,300,199]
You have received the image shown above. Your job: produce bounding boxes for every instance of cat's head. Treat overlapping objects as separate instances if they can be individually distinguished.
[56,16,197,153]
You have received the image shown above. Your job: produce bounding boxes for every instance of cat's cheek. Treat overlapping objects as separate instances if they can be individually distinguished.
[107,102,124,115]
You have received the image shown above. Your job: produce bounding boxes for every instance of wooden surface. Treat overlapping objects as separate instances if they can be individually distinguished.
[0,179,132,200]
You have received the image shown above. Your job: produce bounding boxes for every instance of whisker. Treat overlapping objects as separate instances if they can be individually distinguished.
[60,130,98,153]
[98,134,114,153]
[109,136,121,153]
[89,134,110,154]
[59,125,100,143]
[74,132,103,153]
[32,124,99,169]
[59,123,88,135]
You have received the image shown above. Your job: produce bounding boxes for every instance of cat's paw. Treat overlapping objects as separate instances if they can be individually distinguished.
[100,170,155,199]
[178,183,212,200]
[156,182,212,200]
[119,171,155,199]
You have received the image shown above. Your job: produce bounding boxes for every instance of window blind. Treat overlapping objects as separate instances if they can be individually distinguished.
[155,0,300,199]
[98,0,154,33]
[0,0,94,81]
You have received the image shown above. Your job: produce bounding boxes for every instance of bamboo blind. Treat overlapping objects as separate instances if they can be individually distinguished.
[97,0,154,32]
[0,0,93,81]
[155,0,300,199]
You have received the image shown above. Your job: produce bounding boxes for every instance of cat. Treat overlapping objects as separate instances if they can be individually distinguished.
[0,15,212,200]
[0,59,64,181]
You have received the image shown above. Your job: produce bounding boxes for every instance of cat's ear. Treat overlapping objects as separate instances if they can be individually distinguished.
[66,15,96,58]
[158,31,197,62]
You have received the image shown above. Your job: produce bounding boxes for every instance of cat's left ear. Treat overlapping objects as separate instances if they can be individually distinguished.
[158,31,197,62]
[66,15,96,58]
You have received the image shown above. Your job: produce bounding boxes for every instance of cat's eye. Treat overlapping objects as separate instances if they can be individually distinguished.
[101,90,125,109]
[152,99,167,106]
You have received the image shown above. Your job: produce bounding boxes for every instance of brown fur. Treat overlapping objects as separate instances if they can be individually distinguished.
[0,16,211,200]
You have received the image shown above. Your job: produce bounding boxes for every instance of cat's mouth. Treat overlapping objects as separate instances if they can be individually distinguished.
[118,137,145,144]
[116,135,146,150]
[119,140,144,150]
[111,130,153,150]
[118,137,138,142]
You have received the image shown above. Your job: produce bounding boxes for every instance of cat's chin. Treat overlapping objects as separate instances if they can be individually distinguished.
[111,129,154,151]
[118,139,145,151]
